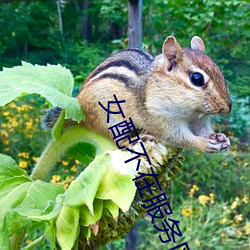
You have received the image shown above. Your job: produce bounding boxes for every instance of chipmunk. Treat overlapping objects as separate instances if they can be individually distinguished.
[44,36,232,153]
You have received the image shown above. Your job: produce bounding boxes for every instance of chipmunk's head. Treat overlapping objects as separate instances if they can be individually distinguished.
[152,36,232,116]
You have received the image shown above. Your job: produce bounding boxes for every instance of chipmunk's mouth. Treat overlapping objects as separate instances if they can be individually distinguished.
[204,100,232,115]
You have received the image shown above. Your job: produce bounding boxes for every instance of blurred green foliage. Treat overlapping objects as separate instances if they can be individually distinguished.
[0,0,249,97]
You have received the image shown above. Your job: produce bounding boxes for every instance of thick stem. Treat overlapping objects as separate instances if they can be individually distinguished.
[30,126,115,181]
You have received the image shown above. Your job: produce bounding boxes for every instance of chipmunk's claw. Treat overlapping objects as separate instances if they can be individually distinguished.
[207,133,230,152]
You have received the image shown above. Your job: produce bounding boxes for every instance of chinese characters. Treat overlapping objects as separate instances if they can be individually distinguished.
[99,94,189,249]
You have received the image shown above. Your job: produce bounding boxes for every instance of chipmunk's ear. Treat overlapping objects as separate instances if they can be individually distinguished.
[162,36,184,63]
[191,36,205,52]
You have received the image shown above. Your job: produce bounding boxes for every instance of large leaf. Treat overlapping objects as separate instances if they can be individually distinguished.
[0,176,31,201]
[56,205,80,250]
[64,151,137,213]
[0,62,84,121]
[0,154,30,181]
[63,153,110,213]
[0,154,65,248]
[96,166,136,212]
[20,181,64,212]
[79,199,103,227]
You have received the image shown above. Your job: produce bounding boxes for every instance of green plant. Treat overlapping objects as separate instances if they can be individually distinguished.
[0,62,182,249]
[136,191,249,250]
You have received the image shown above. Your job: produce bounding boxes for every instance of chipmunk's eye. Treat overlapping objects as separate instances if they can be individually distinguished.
[190,72,204,87]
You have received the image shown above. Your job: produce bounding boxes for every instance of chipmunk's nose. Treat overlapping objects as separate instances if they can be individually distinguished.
[219,101,232,114]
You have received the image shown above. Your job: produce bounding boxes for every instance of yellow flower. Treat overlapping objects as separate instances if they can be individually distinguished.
[75,159,81,165]
[221,162,228,167]
[19,161,28,169]
[244,221,250,234]
[189,184,199,197]
[3,111,9,116]
[198,195,210,206]
[232,150,237,156]
[63,182,69,189]
[231,197,240,209]
[26,121,33,129]
[9,102,16,108]
[220,217,228,224]
[32,157,39,162]
[234,214,243,224]
[51,175,61,183]
[11,119,18,127]
[70,165,77,172]
[4,147,10,152]
[236,229,243,237]
[62,160,69,166]
[3,138,9,145]
[209,193,215,204]
[221,232,227,238]
[18,152,29,159]
[194,238,201,247]
[243,195,248,204]
[66,176,75,182]
[182,207,192,217]
[0,130,8,138]
[17,105,31,112]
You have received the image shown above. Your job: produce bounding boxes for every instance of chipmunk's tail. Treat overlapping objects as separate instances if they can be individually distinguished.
[41,106,62,130]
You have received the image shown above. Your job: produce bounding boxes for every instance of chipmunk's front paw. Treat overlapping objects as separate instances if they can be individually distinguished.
[206,133,230,152]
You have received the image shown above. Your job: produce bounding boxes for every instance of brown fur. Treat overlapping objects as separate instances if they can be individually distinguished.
[77,36,231,152]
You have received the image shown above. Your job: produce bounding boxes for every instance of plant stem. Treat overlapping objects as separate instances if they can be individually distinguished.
[30,126,115,181]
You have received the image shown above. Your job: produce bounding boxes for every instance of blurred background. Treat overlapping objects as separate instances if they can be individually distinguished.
[0,0,249,249]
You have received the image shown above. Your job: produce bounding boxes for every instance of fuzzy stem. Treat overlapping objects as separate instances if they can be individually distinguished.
[30,126,115,181]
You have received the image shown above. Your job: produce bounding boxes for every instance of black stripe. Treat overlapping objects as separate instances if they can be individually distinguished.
[96,73,130,85]
[91,60,140,79]
[124,48,154,62]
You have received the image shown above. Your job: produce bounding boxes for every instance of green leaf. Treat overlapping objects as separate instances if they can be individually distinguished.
[45,220,56,249]
[103,200,119,219]
[52,109,65,139]
[0,231,10,250]
[0,181,64,239]
[64,153,110,213]
[0,62,85,122]
[20,181,64,213]
[79,199,103,226]
[96,166,136,212]
[0,154,65,244]
[0,176,32,201]
[65,142,96,165]
[0,182,32,218]
[56,205,80,250]
[80,226,92,240]
[0,154,30,181]
[2,210,30,237]
[27,200,63,222]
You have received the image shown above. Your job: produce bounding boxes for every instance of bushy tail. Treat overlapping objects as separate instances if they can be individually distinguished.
[41,106,62,130]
